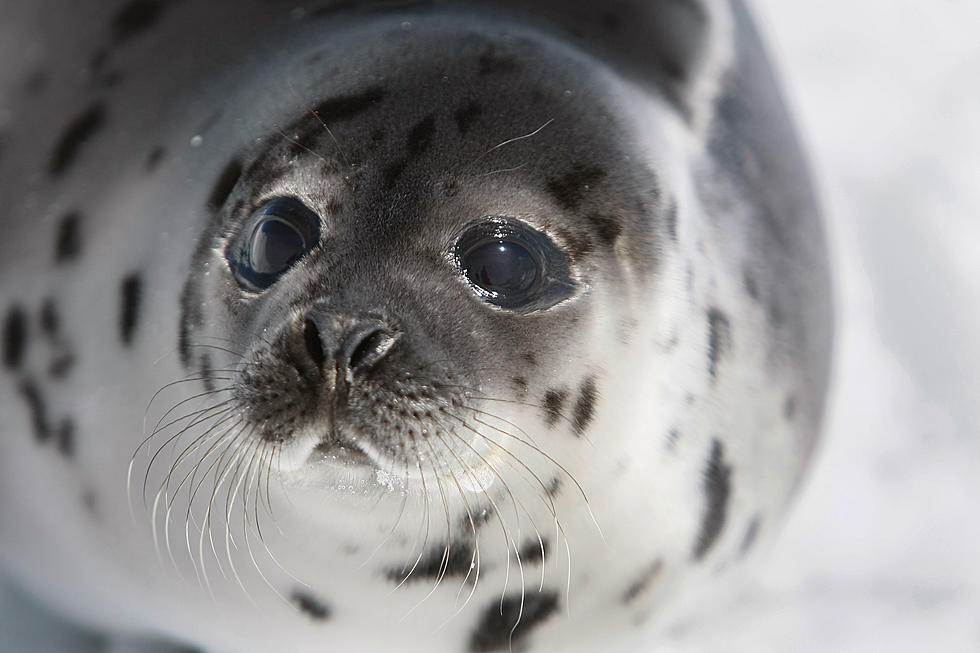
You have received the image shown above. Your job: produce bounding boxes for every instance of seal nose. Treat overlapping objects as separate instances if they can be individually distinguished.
[301,310,399,381]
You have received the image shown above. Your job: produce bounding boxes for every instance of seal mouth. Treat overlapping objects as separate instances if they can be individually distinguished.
[310,436,374,467]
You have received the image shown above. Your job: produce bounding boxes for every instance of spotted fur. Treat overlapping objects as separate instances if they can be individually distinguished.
[0,1,831,652]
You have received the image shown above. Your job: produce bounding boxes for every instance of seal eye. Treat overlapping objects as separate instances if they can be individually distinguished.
[455,218,574,311]
[230,197,320,291]
[463,241,538,296]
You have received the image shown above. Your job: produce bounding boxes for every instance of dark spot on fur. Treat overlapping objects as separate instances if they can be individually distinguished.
[541,389,567,428]
[518,538,547,565]
[383,159,406,188]
[477,48,521,76]
[454,100,482,135]
[784,395,797,420]
[622,559,664,604]
[54,211,82,263]
[119,273,142,346]
[706,308,730,379]
[49,102,105,176]
[471,506,494,528]
[56,419,74,458]
[587,213,621,247]
[739,515,761,556]
[178,281,202,367]
[406,115,435,156]
[312,86,383,124]
[290,589,330,621]
[665,199,678,241]
[145,146,165,171]
[199,353,215,393]
[388,539,476,583]
[546,164,606,211]
[546,477,562,498]
[522,352,537,367]
[39,299,59,338]
[469,590,559,652]
[111,0,166,43]
[49,353,76,380]
[206,158,242,211]
[512,376,528,395]
[3,305,28,370]
[665,428,680,449]
[555,227,592,260]
[18,379,50,443]
[572,376,597,436]
[692,439,732,561]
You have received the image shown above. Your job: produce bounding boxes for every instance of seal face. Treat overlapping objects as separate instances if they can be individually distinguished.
[177,27,666,492]
[0,1,832,652]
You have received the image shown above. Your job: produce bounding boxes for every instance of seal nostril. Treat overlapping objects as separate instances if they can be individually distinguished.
[347,327,395,372]
[304,318,326,369]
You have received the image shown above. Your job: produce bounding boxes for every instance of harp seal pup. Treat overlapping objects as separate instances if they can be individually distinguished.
[0,0,832,651]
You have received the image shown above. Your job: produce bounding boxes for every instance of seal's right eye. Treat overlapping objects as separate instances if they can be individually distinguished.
[229,197,321,292]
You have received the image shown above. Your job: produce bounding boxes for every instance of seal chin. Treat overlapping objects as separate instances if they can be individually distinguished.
[310,438,375,468]
[273,423,386,477]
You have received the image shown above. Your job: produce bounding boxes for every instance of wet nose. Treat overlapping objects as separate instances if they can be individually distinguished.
[301,309,399,381]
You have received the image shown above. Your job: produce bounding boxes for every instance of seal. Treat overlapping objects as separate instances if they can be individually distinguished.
[0,1,832,651]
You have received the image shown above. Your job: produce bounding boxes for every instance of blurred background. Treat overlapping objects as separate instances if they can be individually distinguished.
[2,1,978,651]
[667,1,980,650]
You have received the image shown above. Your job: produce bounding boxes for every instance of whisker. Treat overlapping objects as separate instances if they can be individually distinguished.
[240,440,289,604]
[477,162,528,178]
[426,434,485,623]
[253,441,308,588]
[449,415,556,588]
[400,434,455,620]
[142,399,237,507]
[429,428,519,616]
[181,421,244,586]
[463,403,601,537]
[162,408,240,503]
[391,435,434,595]
[464,118,554,172]
[308,108,352,172]
[199,431,251,598]
[131,388,235,505]
[221,435,262,604]
[160,412,242,573]
[276,127,332,168]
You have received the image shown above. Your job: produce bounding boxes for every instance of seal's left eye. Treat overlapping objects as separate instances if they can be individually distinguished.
[454,218,575,312]
[230,197,320,291]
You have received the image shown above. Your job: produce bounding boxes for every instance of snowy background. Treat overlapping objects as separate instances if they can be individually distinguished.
[2,1,979,651]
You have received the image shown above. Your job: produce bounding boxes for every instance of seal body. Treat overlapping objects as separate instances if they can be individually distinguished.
[0,1,832,651]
